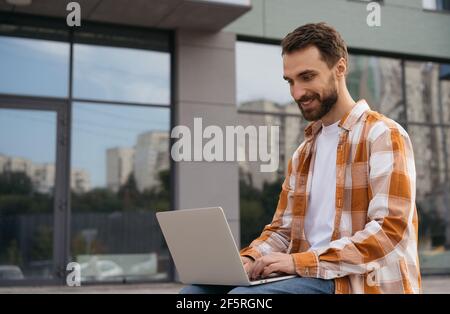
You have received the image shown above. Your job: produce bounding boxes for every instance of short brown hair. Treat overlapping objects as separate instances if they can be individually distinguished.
[281,22,348,68]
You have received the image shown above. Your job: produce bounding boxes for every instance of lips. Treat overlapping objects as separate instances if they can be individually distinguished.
[300,98,316,110]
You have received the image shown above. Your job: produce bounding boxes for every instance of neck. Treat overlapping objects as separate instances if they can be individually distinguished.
[321,84,356,126]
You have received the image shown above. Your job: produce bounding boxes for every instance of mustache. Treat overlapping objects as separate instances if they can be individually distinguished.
[296,93,321,104]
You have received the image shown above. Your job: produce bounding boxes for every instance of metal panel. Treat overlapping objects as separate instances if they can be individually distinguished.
[89,0,182,28]
[1,0,251,31]
[11,0,100,18]
[158,0,250,31]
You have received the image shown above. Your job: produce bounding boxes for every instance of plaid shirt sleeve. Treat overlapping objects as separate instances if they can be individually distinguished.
[292,124,417,279]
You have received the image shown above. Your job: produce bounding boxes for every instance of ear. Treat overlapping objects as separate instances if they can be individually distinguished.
[335,57,347,78]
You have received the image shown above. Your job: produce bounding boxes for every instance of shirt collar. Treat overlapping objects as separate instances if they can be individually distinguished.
[304,99,370,140]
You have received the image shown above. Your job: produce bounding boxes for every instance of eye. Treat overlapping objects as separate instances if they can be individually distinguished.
[302,74,315,81]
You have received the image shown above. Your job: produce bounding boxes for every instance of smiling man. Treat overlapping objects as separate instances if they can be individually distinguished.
[181,22,421,294]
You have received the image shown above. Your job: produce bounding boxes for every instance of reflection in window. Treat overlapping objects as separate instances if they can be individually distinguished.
[236,42,306,247]
[405,61,442,123]
[347,55,405,123]
[238,102,306,180]
[0,36,69,97]
[441,79,450,124]
[447,127,450,178]
[423,0,450,11]
[71,102,170,282]
[237,107,307,247]
[407,59,450,273]
[236,41,308,247]
[236,42,292,106]
[409,126,446,199]
[0,109,57,280]
[237,41,450,275]
[73,44,170,105]
[415,126,450,273]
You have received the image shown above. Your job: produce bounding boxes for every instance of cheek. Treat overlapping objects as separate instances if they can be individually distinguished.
[306,80,321,92]
[315,82,328,96]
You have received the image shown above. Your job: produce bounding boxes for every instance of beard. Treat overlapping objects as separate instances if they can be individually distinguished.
[296,76,338,122]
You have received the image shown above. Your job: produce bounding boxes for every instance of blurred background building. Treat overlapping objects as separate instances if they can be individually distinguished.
[0,0,449,286]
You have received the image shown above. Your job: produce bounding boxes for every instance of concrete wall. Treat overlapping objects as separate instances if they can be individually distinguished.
[226,0,450,60]
[174,30,240,243]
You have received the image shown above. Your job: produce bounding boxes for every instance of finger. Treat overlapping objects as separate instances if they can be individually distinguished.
[244,262,253,274]
[251,257,273,280]
[262,263,279,278]
[250,258,265,280]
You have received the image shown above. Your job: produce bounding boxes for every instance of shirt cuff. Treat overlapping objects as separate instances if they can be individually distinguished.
[291,251,319,277]
[239,247,262,261]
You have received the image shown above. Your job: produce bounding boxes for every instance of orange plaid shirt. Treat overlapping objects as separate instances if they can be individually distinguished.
[241,100,421,294]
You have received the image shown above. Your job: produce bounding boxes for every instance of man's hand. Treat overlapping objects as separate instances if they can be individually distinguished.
[241,256,254,275]
[249,252,296,280]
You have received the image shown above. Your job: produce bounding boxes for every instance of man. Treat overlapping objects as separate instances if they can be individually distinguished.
[181,22,421,294]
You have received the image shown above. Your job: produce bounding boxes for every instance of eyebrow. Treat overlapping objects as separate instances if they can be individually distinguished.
[283,69,317,81]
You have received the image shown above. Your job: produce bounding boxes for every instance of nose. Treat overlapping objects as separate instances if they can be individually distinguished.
[291,83,307,101]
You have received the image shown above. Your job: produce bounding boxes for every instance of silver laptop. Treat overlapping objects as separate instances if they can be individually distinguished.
[156,207,296,286]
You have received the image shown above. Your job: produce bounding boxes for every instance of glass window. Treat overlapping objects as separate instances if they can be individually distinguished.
[441,79,450,124]
[0,108,57,280]
[236,42,292,108]
[409,125,446,198]
[236,42,450,275]
[446,127,450,181]
[347,55,406,123]
[0,36,69,97]
[405,60,450,274]
[410,124,450,274]
[423,0,450,11]
[70,102,170,283]
[73,44,170,105]
[0,26,172,284]
[405,61,442,124]
[236,41,307,247]
[237,103,306,179]
[238,109,306,247]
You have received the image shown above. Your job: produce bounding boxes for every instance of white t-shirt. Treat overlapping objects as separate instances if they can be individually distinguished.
[304,120,340,251]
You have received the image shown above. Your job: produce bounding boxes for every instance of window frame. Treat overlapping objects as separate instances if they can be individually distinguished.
[236,35,450,274]
[423,0,450,14]
[0,13,175,286]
